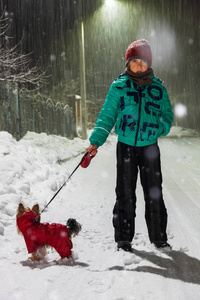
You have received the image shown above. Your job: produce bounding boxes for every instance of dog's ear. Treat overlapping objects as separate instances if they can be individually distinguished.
[16,203,25,234]
[17,203,25,215]
[32,204,40,214]
[32,204,40,223]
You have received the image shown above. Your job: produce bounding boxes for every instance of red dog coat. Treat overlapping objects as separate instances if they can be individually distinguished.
[17,210,73,258]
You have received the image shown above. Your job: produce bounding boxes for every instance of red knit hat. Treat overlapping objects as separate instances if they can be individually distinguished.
[125,39,152,67]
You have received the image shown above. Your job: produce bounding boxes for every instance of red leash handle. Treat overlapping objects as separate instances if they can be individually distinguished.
[81,152,94,168]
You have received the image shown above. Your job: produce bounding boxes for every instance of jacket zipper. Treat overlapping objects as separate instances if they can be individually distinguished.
[134,87,142,146]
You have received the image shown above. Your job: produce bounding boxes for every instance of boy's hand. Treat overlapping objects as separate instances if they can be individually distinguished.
[86,144,98,157]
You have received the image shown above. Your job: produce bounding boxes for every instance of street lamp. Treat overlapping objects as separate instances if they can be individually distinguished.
[79,0,87,140]
[79,0,118,140]
[79,0,120,140]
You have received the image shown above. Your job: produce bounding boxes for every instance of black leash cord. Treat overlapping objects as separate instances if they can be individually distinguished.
[34,153,88,222]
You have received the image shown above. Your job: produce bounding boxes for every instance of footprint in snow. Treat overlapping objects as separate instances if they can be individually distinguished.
[123,253,142,266]
[88,277,113,293]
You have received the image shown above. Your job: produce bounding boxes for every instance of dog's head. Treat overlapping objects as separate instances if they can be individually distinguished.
[66,218,82,238]
[16,203,40,234]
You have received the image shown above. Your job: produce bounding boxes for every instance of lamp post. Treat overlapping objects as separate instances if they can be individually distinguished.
[78,0,117,140]
[79,0,87,140]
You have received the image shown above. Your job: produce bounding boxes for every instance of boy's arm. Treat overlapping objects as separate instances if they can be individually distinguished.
[159,89,174,136]
[89,83,119,147]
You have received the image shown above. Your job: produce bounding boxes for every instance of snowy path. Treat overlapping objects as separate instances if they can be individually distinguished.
[160,136,200,258]
[0,128,200,300]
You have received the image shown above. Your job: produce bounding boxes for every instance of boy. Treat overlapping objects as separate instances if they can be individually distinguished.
[87,39,174,252]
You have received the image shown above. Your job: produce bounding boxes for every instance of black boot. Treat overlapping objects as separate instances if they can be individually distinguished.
[117,241,132,252]
[154,242,172,250]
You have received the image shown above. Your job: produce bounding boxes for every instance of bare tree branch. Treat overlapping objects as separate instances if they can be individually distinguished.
[0,17,45,86]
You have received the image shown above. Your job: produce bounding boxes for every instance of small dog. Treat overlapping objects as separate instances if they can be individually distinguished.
[16,203,81,261]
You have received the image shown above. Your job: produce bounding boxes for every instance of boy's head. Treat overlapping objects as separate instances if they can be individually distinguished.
[125,39,152,68]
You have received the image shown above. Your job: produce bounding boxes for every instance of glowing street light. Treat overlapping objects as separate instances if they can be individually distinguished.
[104,0,116,8]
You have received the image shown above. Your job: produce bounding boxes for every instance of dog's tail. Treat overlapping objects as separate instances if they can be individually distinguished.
[66,218,82,238]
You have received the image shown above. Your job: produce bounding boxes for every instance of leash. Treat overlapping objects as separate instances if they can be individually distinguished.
[34,152,93,222]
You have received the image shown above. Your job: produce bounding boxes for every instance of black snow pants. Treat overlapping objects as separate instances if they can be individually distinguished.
[113,141,168,244]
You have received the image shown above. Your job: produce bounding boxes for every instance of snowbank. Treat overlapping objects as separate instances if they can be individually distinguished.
[0,127,200,300]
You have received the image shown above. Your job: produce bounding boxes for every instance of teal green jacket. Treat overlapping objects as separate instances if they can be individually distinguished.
[89,73,174,147]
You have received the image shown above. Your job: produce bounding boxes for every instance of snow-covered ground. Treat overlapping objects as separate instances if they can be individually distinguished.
[0,127,200,300]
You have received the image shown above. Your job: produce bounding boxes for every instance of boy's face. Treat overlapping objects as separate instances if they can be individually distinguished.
[129,59,149,73]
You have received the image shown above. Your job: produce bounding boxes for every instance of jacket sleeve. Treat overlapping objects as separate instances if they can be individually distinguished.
[89,82,119,147]
[159,88,174,136]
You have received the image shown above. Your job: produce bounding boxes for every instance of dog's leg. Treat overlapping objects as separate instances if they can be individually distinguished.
[36,246,47,260]
[28,247,47,261]
[29,252,37,261]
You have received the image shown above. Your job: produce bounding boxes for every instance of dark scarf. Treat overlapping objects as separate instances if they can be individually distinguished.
[126,67,153,86]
